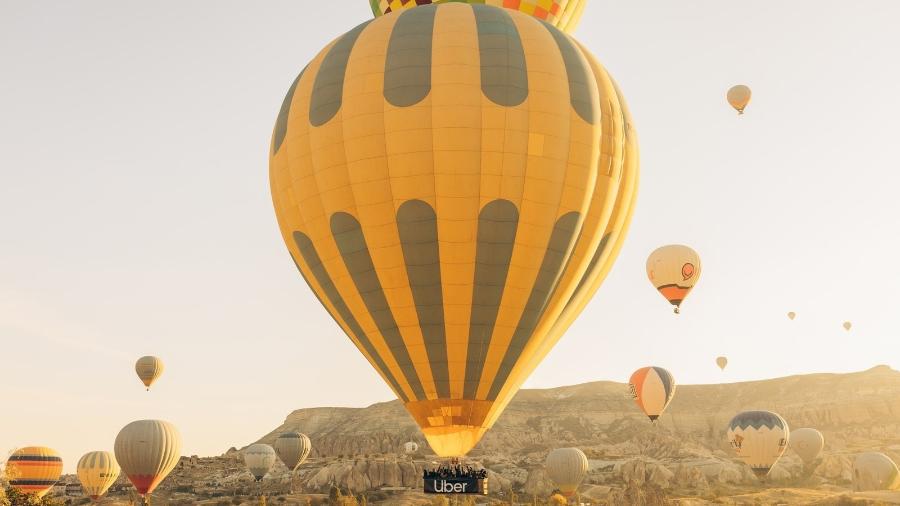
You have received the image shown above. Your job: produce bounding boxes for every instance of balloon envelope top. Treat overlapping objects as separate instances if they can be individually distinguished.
[368,0,586,33]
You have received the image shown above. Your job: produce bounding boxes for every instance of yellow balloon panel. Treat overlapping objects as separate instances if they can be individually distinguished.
[271,4,633,457]
[646,244,701,313]
[369,0,587,33]
[6,447,63,498]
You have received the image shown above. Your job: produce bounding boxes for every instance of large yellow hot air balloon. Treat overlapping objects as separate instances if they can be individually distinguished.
[368,0,587,33]
[716,356,728,371]
[545,448,588,497]
[854,452,900,491]
[135,356,164,391]
[274,432,311,471]
[5,447,63,498]
[114,419,182,500]
[727,411,789,479]
[77,451,121,501]
[270,3,637,457]
[789,428,824,467]
[727,85,751,115]
[628,366,676,421]
[646,245,701,314]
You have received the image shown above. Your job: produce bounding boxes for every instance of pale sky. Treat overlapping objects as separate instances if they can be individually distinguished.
[2,1,900,472]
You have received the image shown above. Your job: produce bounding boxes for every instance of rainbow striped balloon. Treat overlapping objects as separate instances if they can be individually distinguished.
[6,446,63,498]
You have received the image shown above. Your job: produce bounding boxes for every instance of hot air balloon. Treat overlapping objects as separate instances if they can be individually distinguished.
[716,356,728,371]
[854,452,900,491]
[646,245,701,314]
[787,312,796,320]
[545,448,588,497]
[270,2,637,458]
[114,419,182,502]
[727,411,789,479]
[403,441,419,455]
[6,447,63,498]
[135,356,164,391]
[843,321,852,331]
[628,367,676,421]
[274,432,311,471]
[244,444,277,482]
[77,451,121,502]
[368,0,586,33]
[789,428,824,467]
[727,85,751,115]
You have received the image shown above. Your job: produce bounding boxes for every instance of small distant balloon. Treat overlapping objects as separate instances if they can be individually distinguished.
[135,356,164,391]
[647,245,702,314]
[727,411,789,479]
[843,321,852,331]
[403,442,419,455]
[77,451,120,501]
[727,85,752,115]
[790,428,824,467]
[787,312,796,320]
[244,444,277,482]
[545,448,589,497]
[274,432,311,471]
[716,356,728,371]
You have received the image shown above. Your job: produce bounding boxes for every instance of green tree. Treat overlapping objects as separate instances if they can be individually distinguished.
[2,487,62,506]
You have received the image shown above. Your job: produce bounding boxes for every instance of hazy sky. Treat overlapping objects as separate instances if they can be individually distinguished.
[3,1,900,472]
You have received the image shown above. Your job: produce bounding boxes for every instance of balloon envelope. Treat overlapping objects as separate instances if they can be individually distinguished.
[270,3,637,457]
[843,321,852,331]
[727,411,789,478]
[854,452,900,491]
[77,451,121,500]
[646,245,701,313]
[545,448,588,497]
[245,444,277,482]
[368,0,586,33]
[787,312,796,320]
[727,85,751,114]
[274,432,311,471]
[789,428,824,466]
[628,367,676,420]
[135,356,164,390]
[716,356,728,371]
[114,419,182,496]
[403,442,419,454]
[6,447,62,498]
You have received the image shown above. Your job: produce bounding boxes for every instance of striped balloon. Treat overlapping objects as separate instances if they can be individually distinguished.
[369,0,587,33]
[273,432,311,471]
[6,446,63,498]
[628,366,676,421]
[270,2,637,458]
[135,355,164,390]
[77,451,121,501]
[114,419,182,496]
[727,410,789,478]
[244,444,277,481]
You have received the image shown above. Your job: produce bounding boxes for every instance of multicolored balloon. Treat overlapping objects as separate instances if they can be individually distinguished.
[628,367,676,421]
[6,447,63,498]
[789,428,824,467]
[727,411,789,478]
[135,355,164,391]
[270,2,637,457]
[114,419,182,498]
[77,451,121,501]
[646,245,701,314]
[545,448,588,497]
[368,0,587,33]
[727,85,752,115]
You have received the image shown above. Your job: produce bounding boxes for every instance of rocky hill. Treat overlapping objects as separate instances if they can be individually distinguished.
[52,366,900,505]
